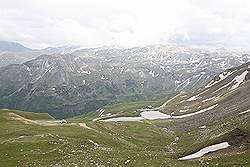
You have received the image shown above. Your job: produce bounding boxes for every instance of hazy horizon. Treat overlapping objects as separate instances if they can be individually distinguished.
[1,0,250,50]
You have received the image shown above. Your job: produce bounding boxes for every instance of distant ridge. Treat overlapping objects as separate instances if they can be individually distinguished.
[0,41,31,52]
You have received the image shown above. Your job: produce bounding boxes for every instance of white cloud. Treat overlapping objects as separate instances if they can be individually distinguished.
[0,0,250,49]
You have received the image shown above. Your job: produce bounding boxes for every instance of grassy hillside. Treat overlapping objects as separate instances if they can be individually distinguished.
[0,108,249,167]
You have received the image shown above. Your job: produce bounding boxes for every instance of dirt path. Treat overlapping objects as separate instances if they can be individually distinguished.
[6,112,72,126]
[6,112,95,132]
[7,112,39,125]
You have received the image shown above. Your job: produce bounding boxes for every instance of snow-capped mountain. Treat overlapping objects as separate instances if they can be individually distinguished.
[0,44,248,118]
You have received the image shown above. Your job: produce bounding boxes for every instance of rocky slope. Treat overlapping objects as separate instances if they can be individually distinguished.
[0,45,249,118]
[159,62,249,125]
[98,62,249,121]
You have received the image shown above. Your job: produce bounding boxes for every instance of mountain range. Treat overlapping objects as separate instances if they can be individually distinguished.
[0,62,249,166]
[0,41,249,118]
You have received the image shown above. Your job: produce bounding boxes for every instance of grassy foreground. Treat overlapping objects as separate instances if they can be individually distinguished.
[0,108,249,167]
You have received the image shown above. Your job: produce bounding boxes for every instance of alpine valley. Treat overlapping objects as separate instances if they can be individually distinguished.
[0,58,249,167]
[0,41,249,118]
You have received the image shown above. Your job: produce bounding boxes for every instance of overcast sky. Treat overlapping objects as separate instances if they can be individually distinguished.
[0,0,250,49]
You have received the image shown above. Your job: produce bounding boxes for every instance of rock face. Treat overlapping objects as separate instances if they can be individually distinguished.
[0,45,249,118]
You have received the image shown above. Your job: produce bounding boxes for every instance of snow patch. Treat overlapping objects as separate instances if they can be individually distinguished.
[175,79,191,91]
[140,110,170,120]
[205,71,234,88]
[202,96,216,102]
[149,70,159,77]
[88,139,99,147]
[97,108,105,117]
[120,67,124,73]
[186,94,200,101]
[229,70,248,90]
[179,142,230,160]
[78,68,91,74]
[101,75,109,80]
[215,70,248,92]
[124,159,131,165]
[239,109,249,115]
[103,110,170,122]
[103,117,144,122]
[102,103,218,122]
[199,125,206,129]
[160,65,165,71]
[173,104,218,119]
[179,109,189,113]
[186,89,209,101]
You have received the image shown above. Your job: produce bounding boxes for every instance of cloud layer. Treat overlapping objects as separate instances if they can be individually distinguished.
[0,0,250,49]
